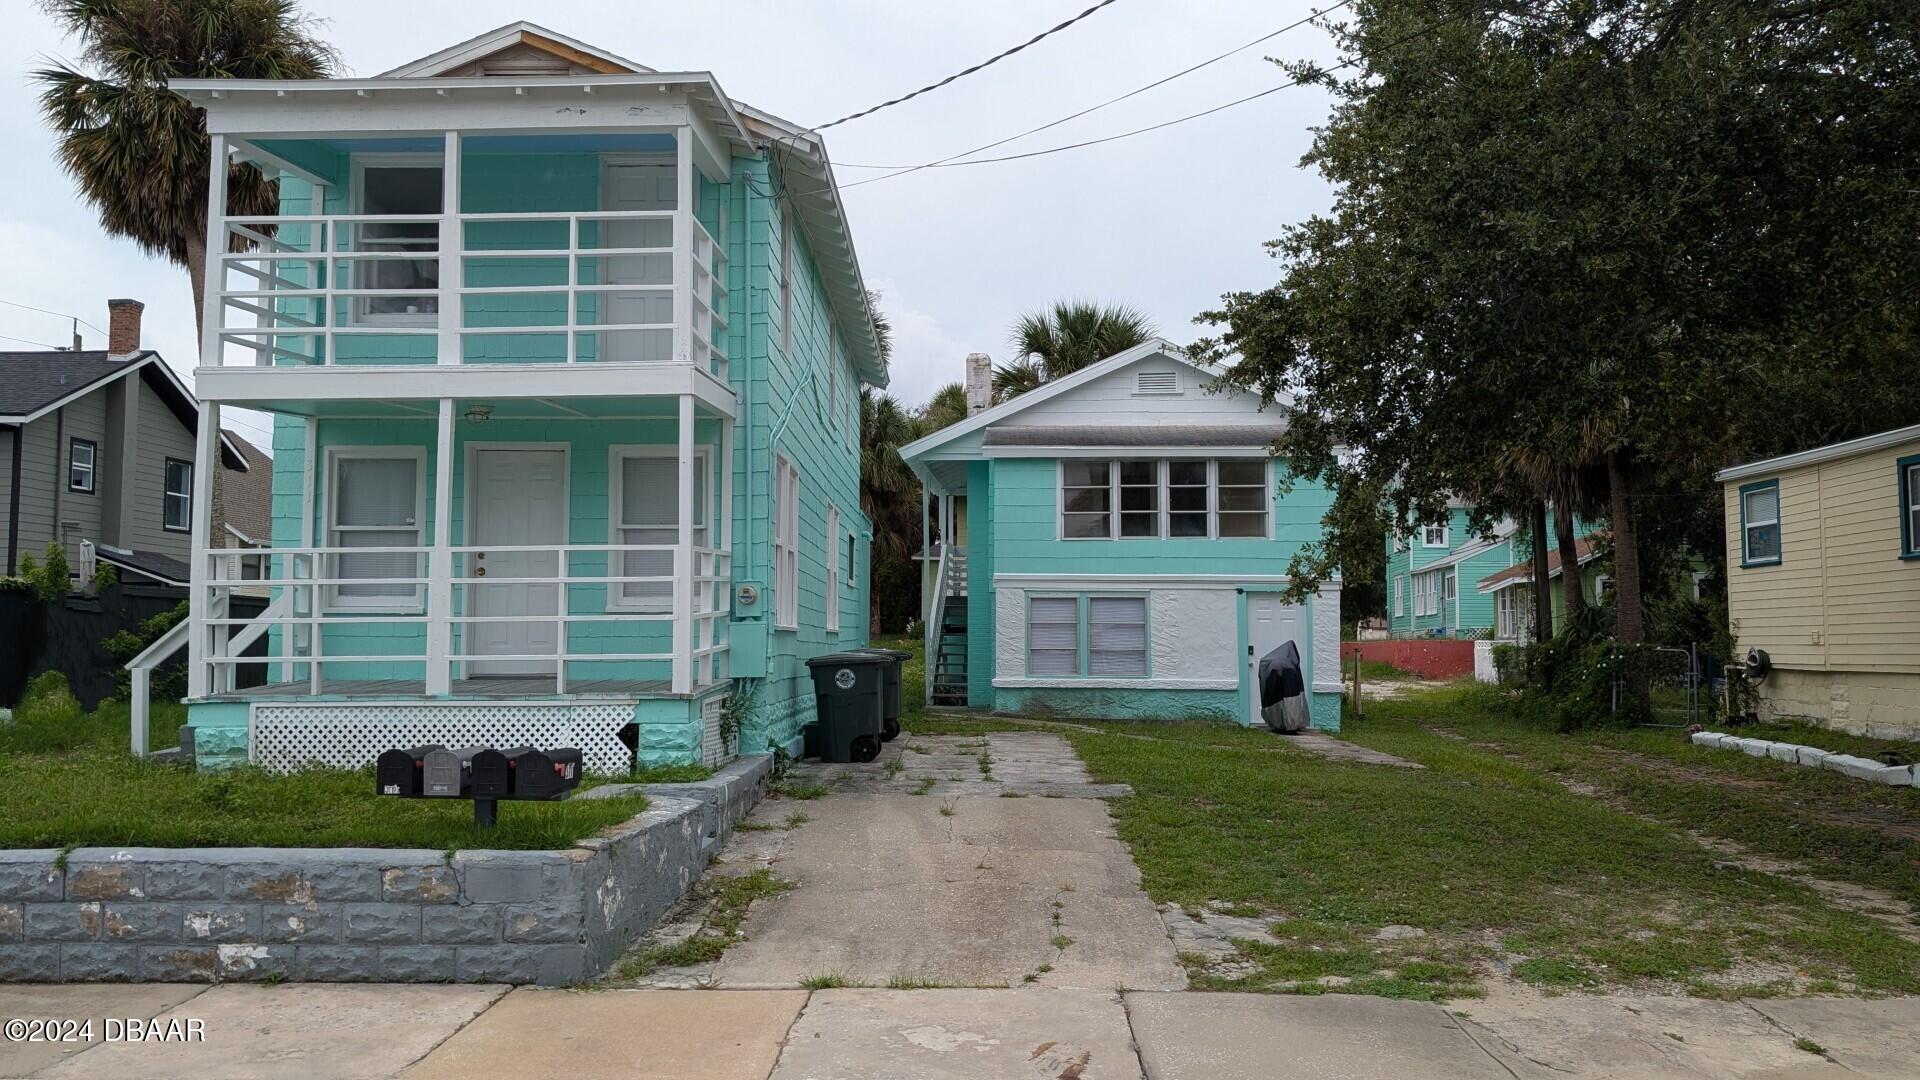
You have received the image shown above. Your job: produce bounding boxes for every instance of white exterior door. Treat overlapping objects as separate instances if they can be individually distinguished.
[468,449,567,676]
[1246,592,1308,726]
[601,162,676,362]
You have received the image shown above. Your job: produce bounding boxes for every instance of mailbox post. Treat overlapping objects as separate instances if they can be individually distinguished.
[379,743,585,828]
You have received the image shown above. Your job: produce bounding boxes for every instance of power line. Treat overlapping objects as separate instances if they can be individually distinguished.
[833,0,1357,172]
[807,0,1131,134]
[0,298,106,336]
[0,331,63,350]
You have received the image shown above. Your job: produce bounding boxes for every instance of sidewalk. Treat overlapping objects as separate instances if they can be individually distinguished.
[5,981,1917,1078]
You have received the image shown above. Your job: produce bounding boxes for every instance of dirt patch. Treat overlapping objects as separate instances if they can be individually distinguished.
[1591,746,1920,844]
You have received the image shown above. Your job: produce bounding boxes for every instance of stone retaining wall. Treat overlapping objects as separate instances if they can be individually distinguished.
[0,755,769,985]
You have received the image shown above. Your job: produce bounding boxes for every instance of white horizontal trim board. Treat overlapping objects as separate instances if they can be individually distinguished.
[995,573,1341,593]
[986,446,1278,459]
[1716,422,1920,482]
[994,677,1238,691]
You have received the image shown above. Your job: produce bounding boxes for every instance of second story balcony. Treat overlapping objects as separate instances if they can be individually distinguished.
[200,129,732,399]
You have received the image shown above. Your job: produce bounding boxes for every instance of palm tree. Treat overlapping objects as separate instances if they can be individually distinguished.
[918,382,970,433]
[34,0,337,325]
[993,301,1154,402]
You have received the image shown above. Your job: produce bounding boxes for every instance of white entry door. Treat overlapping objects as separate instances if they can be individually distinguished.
[601,162,676,363]
[1246,592,1308,726]
[468,448,567,676]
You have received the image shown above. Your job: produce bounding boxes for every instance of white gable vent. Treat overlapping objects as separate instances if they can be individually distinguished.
[1135,370,1181,395]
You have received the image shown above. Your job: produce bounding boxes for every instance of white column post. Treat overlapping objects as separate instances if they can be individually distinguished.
[427,398,455,695]
[672,394,696,694]
[672,128,694,364]
[200,135,229,368]
[186,402,220,698]
[130,666,150,758]
[718,416,735,681]
[920,485,931,624]
[437,131,462,366]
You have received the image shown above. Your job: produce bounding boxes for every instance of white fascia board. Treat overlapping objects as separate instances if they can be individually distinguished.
[994,677,1240,691]
[994,573,1339,593]
[898,340,1214,462]
[1714,423,1920,483]
[983,445,1277,459]
[378,22,655,78]
[194,362,736,417]
[4,358,146,426]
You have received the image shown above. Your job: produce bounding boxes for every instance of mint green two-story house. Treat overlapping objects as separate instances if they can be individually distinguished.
[169,24,883,771]
[898,342,1344,731]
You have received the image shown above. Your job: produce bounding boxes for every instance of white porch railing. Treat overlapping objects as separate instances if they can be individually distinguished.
[194,543,729,698]
[923,546,952,706]
[126,617,191,758]
[211,210,727,377]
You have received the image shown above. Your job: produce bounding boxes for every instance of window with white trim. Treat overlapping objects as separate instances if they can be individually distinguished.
[1413,572,1440,617]
[326,449,423,610]
[1594,574,1612,601]
[1496,589,1519,641]
[1087,596,1148,676]
[1740,481,1781,565]
[1900,458,1920,558]
[774,456,800,628]
[351,156,442,326]
[1394,575,1404,617]
[609,448,707,612]
[826,504,841,633]
[1421,523,1450,548]
[1442,569,1457,620]
[163,458,193,533]
[1060,459,1270,540]
[1027,596,1080,676]
[68,438,96,494]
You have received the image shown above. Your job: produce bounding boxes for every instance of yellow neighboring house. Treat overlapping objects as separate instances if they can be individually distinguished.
[1716,422,1920,740]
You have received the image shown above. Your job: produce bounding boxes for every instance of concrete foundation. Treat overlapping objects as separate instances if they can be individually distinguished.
[1761,668,1920,741]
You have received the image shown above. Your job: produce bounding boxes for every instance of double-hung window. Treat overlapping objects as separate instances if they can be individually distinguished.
[68,438,96,494]
[609,448,707,612]
[163,459,193,533]
[826,504,841,632]
[1496,589,1518,640]
[774,456,800,628]
[1740,480,1781,566]
[1394,575,1404,618]
[1442,570,1457,620]
[1421,523,1450,548]
[1061,459,1270,540]
[1900,456,1920,559]
[1026,595,1149,677]
[326,449,423,610]
[351,157,442,325]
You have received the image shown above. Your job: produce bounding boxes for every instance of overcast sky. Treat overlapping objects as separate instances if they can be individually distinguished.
[2,1,1344,450]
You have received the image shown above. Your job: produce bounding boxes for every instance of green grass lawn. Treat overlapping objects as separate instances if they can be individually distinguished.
[0,682,647,851]
[890,635,1920,999]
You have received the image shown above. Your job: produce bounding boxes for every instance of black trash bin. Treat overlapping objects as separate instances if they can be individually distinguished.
[855,648,912,742]
[805,652,889,763]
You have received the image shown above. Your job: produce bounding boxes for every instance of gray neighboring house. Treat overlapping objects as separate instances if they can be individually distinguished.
[0,299,248,587]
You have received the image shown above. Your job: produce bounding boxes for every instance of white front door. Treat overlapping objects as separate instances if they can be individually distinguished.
[468,448,567,676]
[1246,592,1308,726]
[601,162,676,362]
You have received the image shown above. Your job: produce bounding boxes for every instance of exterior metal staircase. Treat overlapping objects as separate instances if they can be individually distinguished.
[925,546,970,706]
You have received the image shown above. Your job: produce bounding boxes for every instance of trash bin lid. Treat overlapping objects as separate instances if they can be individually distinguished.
[806,651,890,668]
[853,647,913,660]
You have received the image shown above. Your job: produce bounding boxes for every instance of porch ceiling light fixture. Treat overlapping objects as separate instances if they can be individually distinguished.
[464,404,494,424]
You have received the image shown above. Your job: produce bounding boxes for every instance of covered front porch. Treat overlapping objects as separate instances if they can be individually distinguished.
[185,391,734,703]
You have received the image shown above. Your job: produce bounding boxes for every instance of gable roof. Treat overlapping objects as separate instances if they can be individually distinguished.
[218,430,274,543]
[94,545,191,589]
[379,22,651,78]
[1476,537,1602,594]
[0,350,249,467]
[1714,422,1920,484]
[899,340,1257,463]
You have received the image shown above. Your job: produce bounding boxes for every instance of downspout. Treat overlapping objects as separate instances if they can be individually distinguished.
[6,425,21,574]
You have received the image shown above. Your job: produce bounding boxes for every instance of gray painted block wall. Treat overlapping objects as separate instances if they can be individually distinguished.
[0,755,769,984]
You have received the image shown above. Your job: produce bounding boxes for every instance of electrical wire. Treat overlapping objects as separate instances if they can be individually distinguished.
[831,0,1357,171]
[0,331,64,350]
[807,0,1131,134]
[0,298,106,335]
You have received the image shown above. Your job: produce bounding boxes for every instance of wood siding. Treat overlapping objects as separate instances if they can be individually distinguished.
[120,376,197,559]
[1724,434,1920,674]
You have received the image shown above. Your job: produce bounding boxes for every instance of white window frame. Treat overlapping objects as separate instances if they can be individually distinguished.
[1594,574,1612,601]
[1421,523,1450,548]
[1086,594,1149,677]
[68,438,96,494]
[607,446,709,613]
[774,455,800,629]
[826,503,841,633]
[322,445,426,613]
[163,458,193,533]
[1394,575,1404,617]
[1058,458,1271,541]
[1443,569,1458,623]
[1901,460,1920,558]
[1026,594,1083,677]
[348,153,444,329]
[1691,571,1708,600]
[1740,481,1782,566]
[1496,589,1518,641]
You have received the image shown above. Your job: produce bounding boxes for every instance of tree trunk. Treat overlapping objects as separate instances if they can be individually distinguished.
[185,229,207,343]
[1555,498,1585,621]
[1530,499,1553,643]
[1607,451,1643,644]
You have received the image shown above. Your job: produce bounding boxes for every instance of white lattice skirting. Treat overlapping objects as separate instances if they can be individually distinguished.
[251,702,638,774]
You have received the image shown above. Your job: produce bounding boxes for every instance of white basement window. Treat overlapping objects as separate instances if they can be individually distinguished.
[1027,596,1081,676]
[1087,596,1148,676]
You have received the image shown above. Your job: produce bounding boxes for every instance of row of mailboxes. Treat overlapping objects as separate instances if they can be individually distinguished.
[377,745,583,801]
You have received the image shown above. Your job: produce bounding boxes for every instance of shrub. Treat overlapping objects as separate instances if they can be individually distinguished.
[102,601,190,700]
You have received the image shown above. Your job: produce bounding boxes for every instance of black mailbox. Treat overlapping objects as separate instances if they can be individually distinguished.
[422,746,483,797]
[510,747,583,800]
[376,744,444,797]
[468,747,519,798]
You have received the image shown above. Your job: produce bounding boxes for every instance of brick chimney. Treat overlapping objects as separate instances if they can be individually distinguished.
[106,299,144,358]
[964,352,992,414]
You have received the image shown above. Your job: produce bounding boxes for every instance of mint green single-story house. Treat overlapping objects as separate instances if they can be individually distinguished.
[165,24,883,771]
[898,342,1343,730]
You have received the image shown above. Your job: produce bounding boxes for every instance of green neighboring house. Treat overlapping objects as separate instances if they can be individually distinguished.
[899,342,1345,731]
[1386,506,1610,641]
[171,23,884,771]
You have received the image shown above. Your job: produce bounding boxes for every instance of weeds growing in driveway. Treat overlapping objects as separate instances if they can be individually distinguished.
[1057,683,1920,998]
[614,870,792,978]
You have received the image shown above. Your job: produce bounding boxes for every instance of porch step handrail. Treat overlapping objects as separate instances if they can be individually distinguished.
[126,617,191,758]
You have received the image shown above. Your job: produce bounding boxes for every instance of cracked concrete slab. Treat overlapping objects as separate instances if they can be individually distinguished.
[1748,997,1920,1078]
[769,988,1141,1080]
[1126,991,1509,1079]
[404,988,807,1080]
